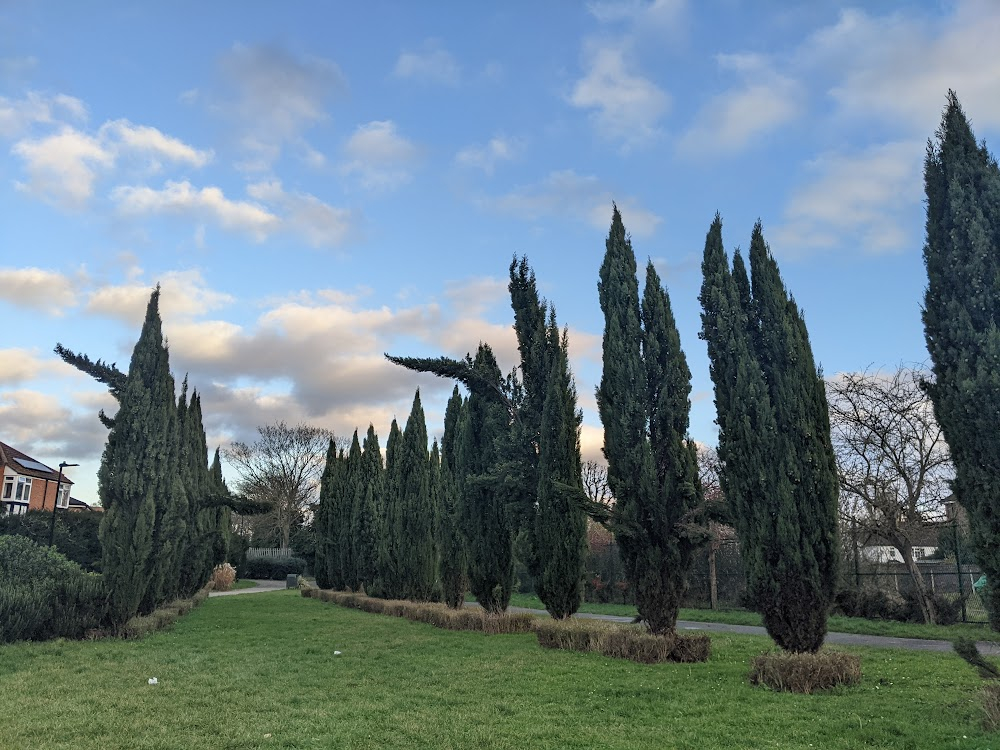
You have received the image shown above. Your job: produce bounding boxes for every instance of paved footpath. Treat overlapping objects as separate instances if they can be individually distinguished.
[506,605,1000,655]
[209,579,287,597]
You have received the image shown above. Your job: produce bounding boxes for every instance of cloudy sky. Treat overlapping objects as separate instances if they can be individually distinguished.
[2,0,999,504]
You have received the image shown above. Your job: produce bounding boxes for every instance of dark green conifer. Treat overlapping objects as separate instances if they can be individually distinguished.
[313,438,340,590]
[699,216,838,652]
[456,345,514,613]
[352,425,383,593]
[534,317,587,618]
[338,431,363,589]
[97,288,175,627]
[207,448,231,567]
[923,91,1000,629]
[596,206,701,635]
[380,419,404,596]
[397,390,436,601]
[439,387,468,608]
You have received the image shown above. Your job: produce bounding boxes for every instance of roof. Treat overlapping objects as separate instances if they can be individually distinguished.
[0,441,75,485]
[68,496,95,511]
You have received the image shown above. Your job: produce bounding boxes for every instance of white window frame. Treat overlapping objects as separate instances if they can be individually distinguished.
[57,484,70,509]
[2,501,27,516]
[2,475,12,500]
[13,476,31,503]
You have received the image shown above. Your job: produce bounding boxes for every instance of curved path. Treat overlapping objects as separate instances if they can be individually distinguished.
[209,579,287,597]
[506,605,1000,655]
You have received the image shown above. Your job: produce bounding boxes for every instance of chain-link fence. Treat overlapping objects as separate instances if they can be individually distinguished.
[582,531,989,624]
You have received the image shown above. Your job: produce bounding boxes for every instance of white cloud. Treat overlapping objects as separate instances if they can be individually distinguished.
[247,180,357,249]
[111,180,279,241]
[12,127,114,207]
[587,0,686,30]
[100,119,213,168]
[677,53,802,155]
[0,267,79,314]
[455,136,522,175]
[772,140,923,256]
[807,2,1000,130]
[0,389,109,462]
[85,269,235,324]
[483,169,662,238]
[393,40,461,86]
[569,42,669,149]
[341,120,420,191]
[216,43,345,170]
[0,91,86,137]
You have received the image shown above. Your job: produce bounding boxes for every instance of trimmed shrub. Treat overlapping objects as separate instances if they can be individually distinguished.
[241,556,307,580]
[749,651,862,694]
[0,510,102,571]
[308,589,535,634]
[0,535,109,643]
[534,619,710,663]
[834,588,907,621]
[211,563,237,591]
[119,582,213,640]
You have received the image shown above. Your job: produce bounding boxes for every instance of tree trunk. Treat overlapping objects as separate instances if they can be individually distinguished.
[900,545,937,625]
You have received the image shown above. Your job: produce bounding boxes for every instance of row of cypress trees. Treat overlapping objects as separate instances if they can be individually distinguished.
[316,258,589,619]
[57,288,232,628]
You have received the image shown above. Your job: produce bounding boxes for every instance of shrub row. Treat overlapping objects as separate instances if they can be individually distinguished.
[303,587,535,634]
[834,587,963,625]
[117,582,214,640]
[0,535,109,643]
[534,618,711,664]
[241,556,307,580]
[748,651,862,694]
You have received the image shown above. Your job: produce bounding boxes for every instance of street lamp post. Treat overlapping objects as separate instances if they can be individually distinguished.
[48,462,79,548]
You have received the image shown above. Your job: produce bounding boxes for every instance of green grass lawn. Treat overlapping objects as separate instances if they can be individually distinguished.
[231,579,259,590]
[506,592,998,643]
[0,590,994,749]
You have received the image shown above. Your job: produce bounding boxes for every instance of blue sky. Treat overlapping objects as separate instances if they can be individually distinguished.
[2,0,998,504]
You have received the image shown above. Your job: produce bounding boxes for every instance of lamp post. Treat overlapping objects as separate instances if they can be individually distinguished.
[48,462,78,548]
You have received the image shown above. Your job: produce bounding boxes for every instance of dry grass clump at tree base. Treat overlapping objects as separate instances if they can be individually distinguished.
[303,587,534,634]
[111,582,213,640]
[210,563,236,591]
[981,684,1000,731]
[748,650,862,694]
[534,618,710,664]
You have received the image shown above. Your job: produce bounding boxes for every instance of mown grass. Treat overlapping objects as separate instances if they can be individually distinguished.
[231,579,258,590]
[506,592,998,642]
[0,590,993,749]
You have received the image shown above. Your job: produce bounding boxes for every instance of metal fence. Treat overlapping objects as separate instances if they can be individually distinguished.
[246,546,293,560]
[583,536,990,624]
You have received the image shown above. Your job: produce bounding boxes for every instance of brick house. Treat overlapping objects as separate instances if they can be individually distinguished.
[0,441,74,517]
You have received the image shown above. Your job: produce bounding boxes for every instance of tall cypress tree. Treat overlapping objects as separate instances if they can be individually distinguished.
[397,390,436,601]
[97,288,175,627]
[923,91,1000,629]
[457,344,515,613]
[207,447,232,568]
[313,438,340,590]
[535,317,587,618]
[439,387,467,608]
[339,431,363,590]
[596,206,701,635]
[380,418,404,597]
[177,389,214,598]
[699,216,838,653]
[352,425,383,593]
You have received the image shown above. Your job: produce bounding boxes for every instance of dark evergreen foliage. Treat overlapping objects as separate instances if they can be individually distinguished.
[456,344,515,613]
[313,438,340,590]
[338,432,363,589]
[96,288,173,627]
[380,418,404,596]
[396,390,436,601]
[596,206,701,635]
[923,91,1000,629]
[699,215,839,652]
[438,387,468,608]
[352,425,383,593]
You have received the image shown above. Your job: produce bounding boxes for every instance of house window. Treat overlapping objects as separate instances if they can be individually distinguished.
[57,485,70,509]
[913,547,926,560]
[2,501,27,516]
[13,477,31,502]
[2,476,12,499]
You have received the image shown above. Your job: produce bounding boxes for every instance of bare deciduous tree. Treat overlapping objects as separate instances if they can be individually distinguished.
[224,422,334,550]
[582,460,612,507]
[827,367,953,624]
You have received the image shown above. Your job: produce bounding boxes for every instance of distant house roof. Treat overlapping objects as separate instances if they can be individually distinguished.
[0,441,75,485]
[69,496,94,511]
